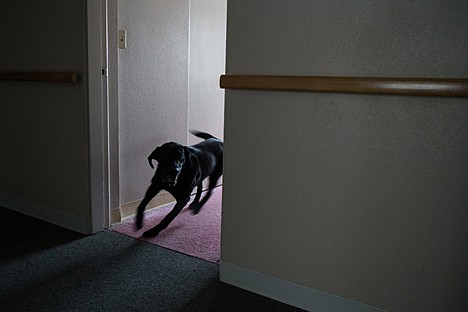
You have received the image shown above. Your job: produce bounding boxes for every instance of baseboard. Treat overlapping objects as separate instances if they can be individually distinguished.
[220,261,387,312]
[0,191,89,234]
[110,191,175,224]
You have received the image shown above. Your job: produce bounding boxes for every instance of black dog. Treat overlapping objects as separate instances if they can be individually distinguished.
[135,131,223,237]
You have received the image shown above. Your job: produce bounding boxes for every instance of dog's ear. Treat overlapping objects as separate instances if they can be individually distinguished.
[148,146,161,169]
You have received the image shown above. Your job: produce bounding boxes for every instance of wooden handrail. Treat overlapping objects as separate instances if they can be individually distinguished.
[220,75,468,97]
[0,72,78,83]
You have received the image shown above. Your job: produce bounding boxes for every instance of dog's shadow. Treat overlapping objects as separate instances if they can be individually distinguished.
[137,207,201,239]
[138,218,185,239]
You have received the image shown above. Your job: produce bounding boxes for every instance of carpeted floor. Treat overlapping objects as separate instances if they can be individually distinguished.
[112,186,222,263]
[0,206,305,312]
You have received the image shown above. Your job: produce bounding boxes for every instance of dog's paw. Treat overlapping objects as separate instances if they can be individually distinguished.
[191,205,202,215]
[188,202,199,210]
[142,227,161,238]
[135,215,143,230]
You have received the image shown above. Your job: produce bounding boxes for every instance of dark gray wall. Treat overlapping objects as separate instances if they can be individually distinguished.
[0,0,90,231]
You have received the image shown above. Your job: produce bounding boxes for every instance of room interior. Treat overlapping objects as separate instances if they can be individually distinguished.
[1,1,467,311]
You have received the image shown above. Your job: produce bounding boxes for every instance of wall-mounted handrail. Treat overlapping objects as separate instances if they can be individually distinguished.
[0,72,78,83]
[220,75,468,97]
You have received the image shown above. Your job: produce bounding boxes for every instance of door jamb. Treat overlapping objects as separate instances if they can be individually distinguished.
[87,0,110,233]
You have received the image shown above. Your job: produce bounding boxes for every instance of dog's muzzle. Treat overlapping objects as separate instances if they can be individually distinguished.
[162,169,181,186]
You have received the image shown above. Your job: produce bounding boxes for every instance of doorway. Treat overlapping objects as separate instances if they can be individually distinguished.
[107,0,226,225]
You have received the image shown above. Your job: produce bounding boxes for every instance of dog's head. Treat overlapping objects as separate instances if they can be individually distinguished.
[148,142,189,187]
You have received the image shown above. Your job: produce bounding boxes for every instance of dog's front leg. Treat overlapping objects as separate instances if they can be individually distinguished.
[141,197,190,237]
[136,183,162,230]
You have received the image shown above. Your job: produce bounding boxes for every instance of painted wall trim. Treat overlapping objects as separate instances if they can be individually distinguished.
[0,192,89,234]
[220,261,387,312]
[111,191,176,224]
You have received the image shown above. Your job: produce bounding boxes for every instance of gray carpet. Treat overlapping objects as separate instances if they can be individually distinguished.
[0,207,304,311]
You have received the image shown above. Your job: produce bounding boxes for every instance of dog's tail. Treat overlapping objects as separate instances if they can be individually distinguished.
[189,130,217,140]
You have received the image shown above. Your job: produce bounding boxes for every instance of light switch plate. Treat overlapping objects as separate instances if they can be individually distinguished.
[118,30,126,49]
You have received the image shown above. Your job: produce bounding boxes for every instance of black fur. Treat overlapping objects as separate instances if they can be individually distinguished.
[135,131,223,237]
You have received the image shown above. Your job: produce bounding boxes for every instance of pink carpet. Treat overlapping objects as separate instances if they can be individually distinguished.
[112,186,222,263]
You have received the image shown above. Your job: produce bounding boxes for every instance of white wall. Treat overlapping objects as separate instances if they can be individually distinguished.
[188,0,226,145]
[221,1,468,311]
[117,0,190,205]
[117,0,226,206]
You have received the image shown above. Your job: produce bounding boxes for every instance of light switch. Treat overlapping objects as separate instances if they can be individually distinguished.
[118,30,127,49]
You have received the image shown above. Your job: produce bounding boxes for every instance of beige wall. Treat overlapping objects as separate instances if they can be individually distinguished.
[0,0,91,232]
[221,1,468,311]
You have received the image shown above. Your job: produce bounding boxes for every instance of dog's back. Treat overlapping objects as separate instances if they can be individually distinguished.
[190,131,223,155]
[188,131,223,179]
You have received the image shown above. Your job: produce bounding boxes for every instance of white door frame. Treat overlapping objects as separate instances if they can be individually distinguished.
[87,0,110,233]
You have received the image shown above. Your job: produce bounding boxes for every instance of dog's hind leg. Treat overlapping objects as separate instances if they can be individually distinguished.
[136,183,162,230]
[141,197,190,237]
[191,172,222,215]
[189,182,203,210]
